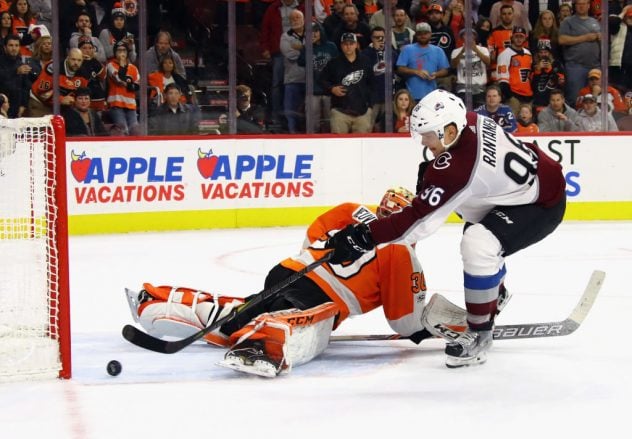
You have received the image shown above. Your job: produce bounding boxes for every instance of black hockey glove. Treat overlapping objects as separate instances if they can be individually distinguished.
[325,223,375,265]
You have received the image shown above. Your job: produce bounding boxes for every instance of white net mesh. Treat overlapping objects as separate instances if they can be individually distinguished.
[0,116,65,381]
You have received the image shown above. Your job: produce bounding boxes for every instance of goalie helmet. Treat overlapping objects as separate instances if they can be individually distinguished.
[377,187,415,218]
[410,89,467,150]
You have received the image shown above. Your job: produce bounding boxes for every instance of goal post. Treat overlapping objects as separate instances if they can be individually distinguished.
[0,115,71,381]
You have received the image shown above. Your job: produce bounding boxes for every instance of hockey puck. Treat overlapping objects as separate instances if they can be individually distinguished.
[106,360,122,376]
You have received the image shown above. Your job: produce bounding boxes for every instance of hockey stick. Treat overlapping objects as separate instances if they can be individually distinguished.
[122,252,333,354]
[330,270,605,343]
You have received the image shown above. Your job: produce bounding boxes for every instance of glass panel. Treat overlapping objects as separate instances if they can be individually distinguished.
[32,1,630,136]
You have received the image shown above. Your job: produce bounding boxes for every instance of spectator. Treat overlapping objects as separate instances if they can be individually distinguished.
[28,0,51,33]
[427,3,456,62]
[475,16,492,47]
[62,87,108,137]
[558,0,600,105]
[99,3,137,64]
[68,11,107,64]
[60,1,99,50]
[531,37,566,113]
[497,26,533,115]
[298,21,338,133]
[280,8,306,133]
[396,22,450,102]
[357,0,380,23]
[260,0,302,128]
[149,83,200,136]
[361,26,389,131]
[0,92,8,118]
[106,41,139,136]
[515,103,539,134]
[333,3,372,50]
[0,11,12,50]
[319,32,374,133]
[370,0,413,31]
[146,31,186,79]
[443,0,466,47]
[390,8,415,52]
[487,4,515,81]
[324,0,346,38]
[530,9,560,59]
[0,35,30,117]
[528,1,561,30]
[576,68,628,116]
[616,91,632,131]
[557,3,572,23]
[451,28,490,108]
[25,32,51,80]
[474,84,517,132]
[608,5,632,91]
[537,88,580,132]
[236,84,266,134]
[409,0,431,24]
[77,36,107,113]
[148,54,190,112]
[9,0,37,59]
[490,0,531,31]
[576,93,619,132]
[28,47,87,117]
[392,88,414,132]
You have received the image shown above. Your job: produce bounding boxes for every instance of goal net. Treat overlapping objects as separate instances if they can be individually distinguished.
[0,116,71,381]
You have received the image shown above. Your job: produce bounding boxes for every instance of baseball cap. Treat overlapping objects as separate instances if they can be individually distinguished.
[582,94,596,102]
[512,26,527,36]
[415,22,432,33]
[537,37,552,51]
[587,68,601,79]
[428,3,443,13]
[340,32,357,43]
[77,35,93,47]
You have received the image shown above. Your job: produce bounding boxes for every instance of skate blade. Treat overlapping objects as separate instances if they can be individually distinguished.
[445,352,488,369]
[217,358,279,378]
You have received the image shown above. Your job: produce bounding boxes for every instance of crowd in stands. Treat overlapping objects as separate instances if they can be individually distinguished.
[0,0,631,136]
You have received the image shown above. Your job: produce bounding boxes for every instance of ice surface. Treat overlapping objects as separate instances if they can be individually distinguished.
[1,221,630,438]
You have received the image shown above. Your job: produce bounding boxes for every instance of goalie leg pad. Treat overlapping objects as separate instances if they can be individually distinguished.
[421,293,467,341]
[131,283,244,347]
[218,302,339,377]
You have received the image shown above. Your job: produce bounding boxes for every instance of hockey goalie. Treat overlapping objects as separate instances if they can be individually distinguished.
[126,188,468,377]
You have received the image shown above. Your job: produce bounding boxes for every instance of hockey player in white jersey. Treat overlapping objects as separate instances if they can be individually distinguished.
[326,89,567,368]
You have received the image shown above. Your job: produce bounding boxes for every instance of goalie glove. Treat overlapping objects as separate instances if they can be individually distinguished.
[325,223,374,264]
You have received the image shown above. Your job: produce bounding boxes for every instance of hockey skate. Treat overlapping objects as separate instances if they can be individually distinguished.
[218,340,283,378]
[445,328,493,368]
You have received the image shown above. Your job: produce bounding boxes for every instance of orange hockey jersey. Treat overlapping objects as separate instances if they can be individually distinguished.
[496,46,533,98]
[280,203,427,336]
[106,60,139,110]
[30,60,89,106]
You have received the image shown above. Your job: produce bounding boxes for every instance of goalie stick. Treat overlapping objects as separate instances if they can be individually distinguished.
[122,252,333,354]
[330,270,605,343]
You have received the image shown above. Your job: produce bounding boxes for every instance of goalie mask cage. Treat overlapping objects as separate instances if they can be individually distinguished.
[0,115,71,381]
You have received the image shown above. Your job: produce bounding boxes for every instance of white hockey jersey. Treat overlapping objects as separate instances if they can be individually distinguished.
[370,112,566,245]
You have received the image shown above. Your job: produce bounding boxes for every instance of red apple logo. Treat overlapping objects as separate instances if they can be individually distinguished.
[70,150,91,182]
[197,148,218,179]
